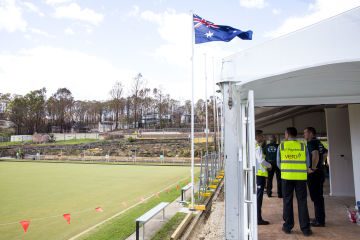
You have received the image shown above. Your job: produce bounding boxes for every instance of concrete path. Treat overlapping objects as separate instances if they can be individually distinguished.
[258,179,360,240]
[126,183,198,240]
[189,179,360,240]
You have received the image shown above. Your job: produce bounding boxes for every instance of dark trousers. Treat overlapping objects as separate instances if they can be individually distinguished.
[267,163,282,197]
[282,179,310,232]
[257,175,266,222]
[307,170,326,224]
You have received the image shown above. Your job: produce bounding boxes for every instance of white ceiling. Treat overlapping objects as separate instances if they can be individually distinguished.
[220,7,360,106]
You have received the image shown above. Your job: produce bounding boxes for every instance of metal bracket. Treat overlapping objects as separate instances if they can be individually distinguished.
[228,82,233,109]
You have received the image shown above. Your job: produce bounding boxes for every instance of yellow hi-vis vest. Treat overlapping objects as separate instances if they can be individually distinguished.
[280,141,307,180]
[255,143,268,177]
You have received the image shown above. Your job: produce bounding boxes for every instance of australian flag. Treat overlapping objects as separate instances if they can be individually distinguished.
[193,14,253,44]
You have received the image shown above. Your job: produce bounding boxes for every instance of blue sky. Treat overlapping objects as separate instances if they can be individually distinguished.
[1,0,360,101]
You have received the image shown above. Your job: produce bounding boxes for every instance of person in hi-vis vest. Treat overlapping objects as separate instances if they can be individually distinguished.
[255,130,272,225]
[277,127,312,236]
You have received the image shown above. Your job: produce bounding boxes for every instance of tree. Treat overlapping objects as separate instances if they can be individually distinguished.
[125,96,132,128]
[153,88,164,129]
[7,96,27,134]
[73,100,88,124]
[24,88,46,133]
[195,99,205,124]
[110,81,124,129]
[131,73,145,126]
[184,100,191,114]
[47,88,74,132]
[0,93,11,119]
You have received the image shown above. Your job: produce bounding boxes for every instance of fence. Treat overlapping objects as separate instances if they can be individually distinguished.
[10,135,33,142]
[10,133,103,142]
[0,136,10,142]
[197,151,223,204]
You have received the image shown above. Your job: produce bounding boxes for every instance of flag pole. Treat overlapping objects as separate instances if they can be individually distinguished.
[212,57,217,172]
[204,53,209,187]
[190,10,195,211]
[212,57,217,153]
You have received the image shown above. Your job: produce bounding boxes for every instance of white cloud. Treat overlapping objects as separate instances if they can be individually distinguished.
[45,0,72,5]
[127,5,139,17]
[240,0,267,9]
[53,3,104,25]
[0,0,27,32]
[0,46,136,100]
[23,2,44,16]
[138,9,233,99]
[23,34,32,40]
[64,27,74,35]
[140,9,232,68]
[29,27,54,37]
[272,8,281,15]
[266,0,360,38]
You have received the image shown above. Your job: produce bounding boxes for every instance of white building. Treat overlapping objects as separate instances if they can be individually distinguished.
[219,7,360,240]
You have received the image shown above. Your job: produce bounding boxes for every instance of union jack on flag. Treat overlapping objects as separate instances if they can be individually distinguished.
[193,14,253,44]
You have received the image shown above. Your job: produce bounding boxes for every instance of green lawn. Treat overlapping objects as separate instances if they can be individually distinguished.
[151,212,188,240]
[0,138,108,147]
[0,162,195,240]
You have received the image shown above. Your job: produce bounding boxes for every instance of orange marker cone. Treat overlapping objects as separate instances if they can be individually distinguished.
[19,221,30,232]
[167,189,170,195]
[95,207,103,212]
[139,197,145,201]
[154,193,160,199]
[177,185,179,191]
[120,201,127,207]
[63,214,71,224]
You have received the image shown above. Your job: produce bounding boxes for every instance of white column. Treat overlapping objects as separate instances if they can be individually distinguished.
[348,104,360,203]
[325,108,355,196]
[221,81,243,240]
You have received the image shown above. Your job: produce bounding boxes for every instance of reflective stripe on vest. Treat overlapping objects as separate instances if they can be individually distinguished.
[280,141,307,180]
[256,143,268,177]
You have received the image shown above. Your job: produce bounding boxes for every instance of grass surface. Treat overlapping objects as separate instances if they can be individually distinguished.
[151,212,188,240]
[80,179,194,240]
[0,138,107,147]
[0,140,32,146]
[0,161,197,240]
[38,138,108,145]
[1,158,192,167]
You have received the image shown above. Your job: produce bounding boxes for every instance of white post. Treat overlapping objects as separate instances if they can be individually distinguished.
[221,81,242,239]
[212,57,216,151]
[142,224,145,240]
[204,54,209,186]
[190,10,195,210]
[247,90,258,240]
[216,98,221,171]
[220,93,225,170]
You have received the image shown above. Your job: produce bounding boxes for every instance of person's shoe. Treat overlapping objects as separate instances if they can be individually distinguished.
[302,229,313,237]
[258,220,270,225]
[278,195,283,198]
[267,194,272,198]
[311,221,325,227]
[282,226,291,234]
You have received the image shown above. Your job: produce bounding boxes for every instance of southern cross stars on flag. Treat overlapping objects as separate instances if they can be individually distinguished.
[193,14,253,44]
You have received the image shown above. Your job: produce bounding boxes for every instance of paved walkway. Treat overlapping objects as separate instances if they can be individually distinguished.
[188,179,360,240]
[259,179,360,240]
